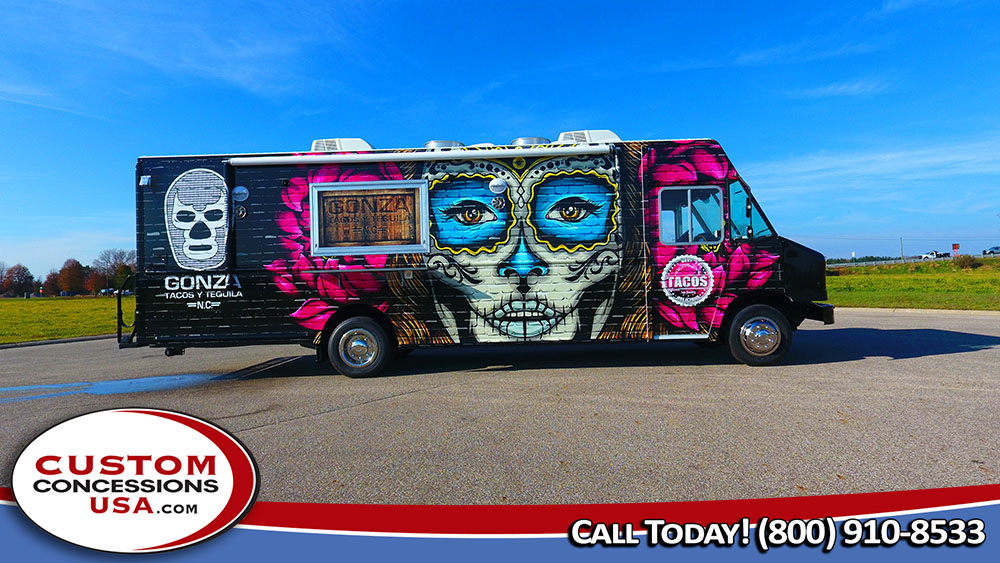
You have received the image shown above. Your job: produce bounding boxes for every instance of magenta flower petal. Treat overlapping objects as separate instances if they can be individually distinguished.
[282,178,309,212]
[366,254,389,269]
[317,273,352,302]
[277,210,302,237]
[728,245,751,281]
[657,303,685,327]
[290,299,336,331]
[747,269,773,289]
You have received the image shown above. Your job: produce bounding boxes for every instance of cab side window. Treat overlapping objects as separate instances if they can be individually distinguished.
[728,181,774,240]
[658,186,723,245]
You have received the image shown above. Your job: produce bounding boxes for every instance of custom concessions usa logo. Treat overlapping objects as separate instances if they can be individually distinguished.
[12,409,258,553]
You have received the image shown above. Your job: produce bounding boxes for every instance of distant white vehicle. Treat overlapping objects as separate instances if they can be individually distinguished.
[983,246,1000,256]
[920,250,949,259]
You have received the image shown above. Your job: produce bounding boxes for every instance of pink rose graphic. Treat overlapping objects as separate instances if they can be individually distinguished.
[267,163,403,330]
[640,143,777,331]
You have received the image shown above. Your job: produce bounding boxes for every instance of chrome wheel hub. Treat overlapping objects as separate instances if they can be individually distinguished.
[739,317,781,357]
[339,328,379,367]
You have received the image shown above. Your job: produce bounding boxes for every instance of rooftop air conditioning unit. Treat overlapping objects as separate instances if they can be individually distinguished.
[424,140,465,149]
[556,129,622,144]
[310,138,374,152]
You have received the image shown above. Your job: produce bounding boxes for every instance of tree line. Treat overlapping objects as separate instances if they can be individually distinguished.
[0,249,136,297]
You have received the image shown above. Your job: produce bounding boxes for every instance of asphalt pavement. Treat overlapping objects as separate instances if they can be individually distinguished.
[1,308,998,505]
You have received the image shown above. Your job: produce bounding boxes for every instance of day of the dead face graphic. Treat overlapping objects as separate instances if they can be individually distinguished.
[264,141,782,344]
[423,155,621,342]
[164,168,229,271]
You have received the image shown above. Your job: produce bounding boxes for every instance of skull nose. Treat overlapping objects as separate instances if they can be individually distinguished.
[498,235,548,281]
[189,221,212,240]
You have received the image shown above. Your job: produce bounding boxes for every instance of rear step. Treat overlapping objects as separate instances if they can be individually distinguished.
[116,274,137,347]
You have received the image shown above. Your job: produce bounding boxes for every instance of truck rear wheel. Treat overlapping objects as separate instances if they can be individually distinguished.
[327,317,394,378]
[726,304,791,366]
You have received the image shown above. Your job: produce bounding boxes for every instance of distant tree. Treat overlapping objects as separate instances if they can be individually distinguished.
[42,271,60,296]
[84,271,108,295]
[0,261,8,284]
[2,264,35,296]
[113,264,134,290]
[58,259,85,294]
[93,249,137,281]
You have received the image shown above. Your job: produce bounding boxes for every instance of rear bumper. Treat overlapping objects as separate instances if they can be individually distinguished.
[802,302,835,325]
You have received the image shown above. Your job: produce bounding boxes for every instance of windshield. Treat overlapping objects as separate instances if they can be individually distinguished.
[728,180,775,240]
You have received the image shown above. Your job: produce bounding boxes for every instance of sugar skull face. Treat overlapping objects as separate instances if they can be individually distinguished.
[424,155,621,342]
[164,169,228,271]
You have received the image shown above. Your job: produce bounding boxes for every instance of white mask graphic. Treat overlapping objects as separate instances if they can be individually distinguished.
[164,169,229,270]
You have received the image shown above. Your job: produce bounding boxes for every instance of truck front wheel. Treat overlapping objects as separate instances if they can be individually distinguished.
[726,304,792,366]
[327,317,394,378]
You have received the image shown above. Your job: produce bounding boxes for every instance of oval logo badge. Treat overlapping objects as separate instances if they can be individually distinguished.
[661,255,715,307]
[12,409,258,553]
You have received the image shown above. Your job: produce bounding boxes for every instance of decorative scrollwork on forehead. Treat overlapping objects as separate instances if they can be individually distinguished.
[421,159,520,185]
[518,154,618,190]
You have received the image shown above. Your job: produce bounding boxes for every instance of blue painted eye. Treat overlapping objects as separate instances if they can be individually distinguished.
[444,200,498,226]
[430,178,511,250]
[544,197,600,223]
[531,175,617,247]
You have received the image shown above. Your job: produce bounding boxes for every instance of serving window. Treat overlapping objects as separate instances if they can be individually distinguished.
[309,180,430,256]
[657,186,724,245]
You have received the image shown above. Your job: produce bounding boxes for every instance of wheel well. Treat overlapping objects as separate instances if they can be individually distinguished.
[317,305,396,362]
[716,292,800,339]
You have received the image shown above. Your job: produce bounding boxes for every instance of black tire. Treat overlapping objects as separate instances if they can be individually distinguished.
[726,304,792,366]
[327,316,394,378]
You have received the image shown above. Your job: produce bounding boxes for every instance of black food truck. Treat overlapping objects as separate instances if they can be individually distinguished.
[121,130,833,376]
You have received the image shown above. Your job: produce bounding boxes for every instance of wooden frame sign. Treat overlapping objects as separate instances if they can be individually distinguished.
[309,180,430,256]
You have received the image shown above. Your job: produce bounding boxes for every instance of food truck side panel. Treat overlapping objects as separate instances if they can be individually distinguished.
[134,155,313,347]
[131,140,824,356]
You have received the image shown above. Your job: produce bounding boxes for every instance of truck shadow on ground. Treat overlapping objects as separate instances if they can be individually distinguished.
[782,328,1000,365]
[3,328,994,403]
[363,327,1000,376]
[234,327,1000,380]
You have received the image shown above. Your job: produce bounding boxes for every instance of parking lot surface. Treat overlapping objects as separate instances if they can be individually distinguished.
[1,308,998,504]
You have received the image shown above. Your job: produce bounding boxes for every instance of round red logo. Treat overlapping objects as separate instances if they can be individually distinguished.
[12,409,258,553]
[660,255,715,306]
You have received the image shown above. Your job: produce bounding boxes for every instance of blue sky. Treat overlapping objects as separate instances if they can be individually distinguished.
[2,0,1000,276]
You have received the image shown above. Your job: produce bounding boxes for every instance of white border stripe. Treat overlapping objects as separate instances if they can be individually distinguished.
[231,497,1000,539]
[5,496,997,539]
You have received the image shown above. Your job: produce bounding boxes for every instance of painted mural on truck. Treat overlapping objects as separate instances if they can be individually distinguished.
[264,142,780,345]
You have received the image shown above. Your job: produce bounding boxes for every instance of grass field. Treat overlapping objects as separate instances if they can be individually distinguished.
[825,256,1000,310]
[0,257,996,345]
[0,296,135,345]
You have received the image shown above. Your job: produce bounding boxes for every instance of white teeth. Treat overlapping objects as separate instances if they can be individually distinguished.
[485,301,562,337]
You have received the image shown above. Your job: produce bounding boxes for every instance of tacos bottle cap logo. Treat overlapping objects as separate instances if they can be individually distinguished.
[660,255,714,307]
[12,409,258,554]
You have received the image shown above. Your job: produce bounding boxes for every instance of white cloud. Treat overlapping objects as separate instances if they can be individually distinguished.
[786,77,890,99]
[0,1,370,95]
[742,137,1000,196]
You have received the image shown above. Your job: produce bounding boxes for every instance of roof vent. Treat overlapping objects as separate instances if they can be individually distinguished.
[310,138,374,152]
[510,136,550,146]
[424,140,465,149]
[556,129,621,144]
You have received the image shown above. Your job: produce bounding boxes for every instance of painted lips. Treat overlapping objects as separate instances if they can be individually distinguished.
[487,300,563,338]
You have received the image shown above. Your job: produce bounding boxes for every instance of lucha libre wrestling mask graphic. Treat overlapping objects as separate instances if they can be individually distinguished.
[164,169,229,271]
[424,154,622,343]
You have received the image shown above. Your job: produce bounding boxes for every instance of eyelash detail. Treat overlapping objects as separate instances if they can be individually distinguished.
[443,201,498,226]
[544,197,602,223]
